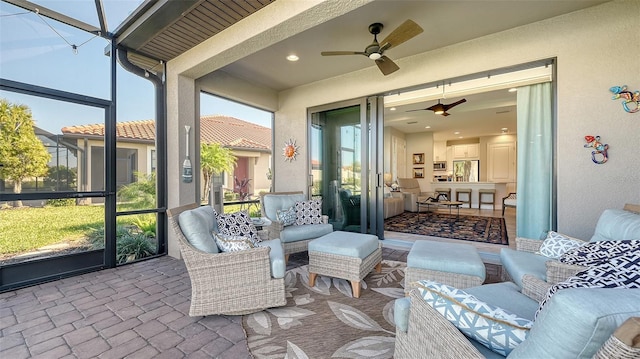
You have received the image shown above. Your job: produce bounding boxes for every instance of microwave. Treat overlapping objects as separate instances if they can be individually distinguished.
[434,161,447,171]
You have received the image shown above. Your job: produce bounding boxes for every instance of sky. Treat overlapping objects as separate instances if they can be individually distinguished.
[0,1,272,135]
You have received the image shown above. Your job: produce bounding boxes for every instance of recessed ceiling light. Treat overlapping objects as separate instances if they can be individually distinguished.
[458,136,464,139]
[286,54,299,62]
[454,131,460,135]
[390,107,396,111]
[501,128,508,131]
[508,88,517,92]
[425,125,431,129]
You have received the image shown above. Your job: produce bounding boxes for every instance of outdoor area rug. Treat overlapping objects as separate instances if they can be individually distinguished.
[243,260,406,359]
[385,211,509,245]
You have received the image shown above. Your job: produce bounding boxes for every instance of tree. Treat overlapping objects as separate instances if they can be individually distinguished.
[0,99,51,207]
[200,142,236,201]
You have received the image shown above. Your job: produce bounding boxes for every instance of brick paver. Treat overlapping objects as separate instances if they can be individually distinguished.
[0,246,409,358]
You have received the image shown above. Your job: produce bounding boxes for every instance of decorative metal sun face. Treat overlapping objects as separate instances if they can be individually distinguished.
[282,139,299,162]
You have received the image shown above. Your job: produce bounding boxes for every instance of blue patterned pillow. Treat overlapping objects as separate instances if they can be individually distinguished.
[213,232,254,252]
[294,200,323,225]
[276,206,296,226]
[216,210,260,244]
[415,280,533,356]
[537,231,585,259]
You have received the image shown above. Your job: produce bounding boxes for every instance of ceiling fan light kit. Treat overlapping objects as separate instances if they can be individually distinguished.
[321,19,423,76]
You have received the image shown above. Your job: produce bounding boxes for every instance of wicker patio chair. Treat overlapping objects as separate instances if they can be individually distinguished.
[167,203,286,316]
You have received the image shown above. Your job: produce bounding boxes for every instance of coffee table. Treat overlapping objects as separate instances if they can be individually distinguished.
[416,200,463,220]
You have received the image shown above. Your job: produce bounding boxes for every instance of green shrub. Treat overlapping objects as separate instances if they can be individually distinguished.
[45,198,75,207]
[116,232,157,264]
[131,214,156,237]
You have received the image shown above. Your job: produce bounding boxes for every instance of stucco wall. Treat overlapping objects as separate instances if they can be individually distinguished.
[274,1,640,239]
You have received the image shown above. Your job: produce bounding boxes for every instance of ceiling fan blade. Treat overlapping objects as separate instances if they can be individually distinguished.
[441,112,451,117]
[443,98,467,110]
[321,51,366,56]
[379,19,424,52]
[375,56,399,75]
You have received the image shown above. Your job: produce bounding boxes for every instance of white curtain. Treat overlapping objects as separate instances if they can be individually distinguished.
[516,82,553,239]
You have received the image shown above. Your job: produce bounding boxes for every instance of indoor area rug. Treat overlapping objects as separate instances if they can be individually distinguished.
[385,212,509,245]
[243,260,406,359]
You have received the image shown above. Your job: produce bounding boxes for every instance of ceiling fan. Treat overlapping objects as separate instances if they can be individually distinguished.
[408,98,467,116]
[320,20,423,76]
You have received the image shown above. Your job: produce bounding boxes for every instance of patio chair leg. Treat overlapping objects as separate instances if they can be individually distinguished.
[351,280,361,298]
[375,261,382,273]
[309,272,317,287]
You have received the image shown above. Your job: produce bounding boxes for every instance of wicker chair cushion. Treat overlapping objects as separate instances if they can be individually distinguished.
[465,282,539,321]
[537,231,585,259]
[407,241,486,282]
[257,238,286,279]
[213,232,254,252]
[217,210,260,243]
[500,248,548,288]
[590,209,640,242]
[262,193,306,221]
[294,200,323,225]
[279,223,333,243]
[308,231,378,258]
[415,280,533,357]
[510,288,640,359]
[275,206,296,226]
[394,297,411,332]
[178,206,219,253]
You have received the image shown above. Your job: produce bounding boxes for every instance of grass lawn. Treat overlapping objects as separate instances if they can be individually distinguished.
[0,206,104,254]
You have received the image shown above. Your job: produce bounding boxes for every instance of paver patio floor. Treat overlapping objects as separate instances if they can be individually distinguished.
[0,248,410,358]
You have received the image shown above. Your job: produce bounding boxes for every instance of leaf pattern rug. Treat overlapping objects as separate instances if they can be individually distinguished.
[385,212,509,245]
[243,260,406,359]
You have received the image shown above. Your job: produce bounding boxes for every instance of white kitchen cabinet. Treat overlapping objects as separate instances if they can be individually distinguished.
[433,141,447,161]
[487,142,516,182]
[452,144,479,159]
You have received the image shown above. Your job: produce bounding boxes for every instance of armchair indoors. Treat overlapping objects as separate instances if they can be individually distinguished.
[397,177,434,212]
[167,203,286,316]
[502,192,517,216]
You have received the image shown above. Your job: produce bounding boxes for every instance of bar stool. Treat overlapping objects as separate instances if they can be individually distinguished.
[435,188,451,201]
[478,189,496,210]
[456,188,472,208]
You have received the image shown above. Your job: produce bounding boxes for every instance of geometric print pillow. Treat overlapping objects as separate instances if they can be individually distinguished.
[216,210,260,244]
[537,231,586,259]
[294,200,323,225]
[276,206,297,226]
[537,241,640,318]
[213,232,255,252]
[559,240,640,266]
[414,280,533,356]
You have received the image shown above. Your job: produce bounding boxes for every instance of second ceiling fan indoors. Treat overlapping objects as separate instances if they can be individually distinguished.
[408,98,467,116]
[321,19,423,76]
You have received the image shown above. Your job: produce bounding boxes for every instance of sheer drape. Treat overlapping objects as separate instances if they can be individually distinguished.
[516,82,553,239]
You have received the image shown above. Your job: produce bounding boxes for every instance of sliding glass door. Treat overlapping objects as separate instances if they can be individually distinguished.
[308,97,384,236]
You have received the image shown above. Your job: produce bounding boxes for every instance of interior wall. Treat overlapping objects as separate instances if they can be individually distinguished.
[274,1,640,239]
[405,132,434,190]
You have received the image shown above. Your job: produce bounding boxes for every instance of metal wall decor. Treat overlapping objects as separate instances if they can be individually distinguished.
[584,135,609,164]
[610,85,639,113]
[283,138,300,162]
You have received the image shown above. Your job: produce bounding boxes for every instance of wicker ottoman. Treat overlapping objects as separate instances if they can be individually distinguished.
[308,231,382,298]
[405,240,485,293]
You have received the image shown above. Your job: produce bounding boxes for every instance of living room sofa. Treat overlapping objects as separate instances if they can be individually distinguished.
[384,190,404,219]
[394,281,640,358]
[397,178,434,212]
[501,207,640,288]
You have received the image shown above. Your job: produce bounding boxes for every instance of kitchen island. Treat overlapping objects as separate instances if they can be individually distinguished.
[429,182,508,210]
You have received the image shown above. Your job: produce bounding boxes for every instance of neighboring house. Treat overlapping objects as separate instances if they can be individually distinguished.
[60,116,271,201]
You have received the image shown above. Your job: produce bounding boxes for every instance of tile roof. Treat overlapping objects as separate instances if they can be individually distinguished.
[61,116,271,151]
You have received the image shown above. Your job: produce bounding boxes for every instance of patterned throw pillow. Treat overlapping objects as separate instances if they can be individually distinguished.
[537,240,640,318]
[276,206,297,226]
[559,240,640,266]
[537,231,585,259]
[213,232,254,252]
[216,210,260,244]
[295,200,323,225]
[414,280,533,356]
